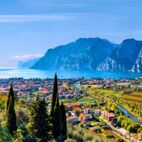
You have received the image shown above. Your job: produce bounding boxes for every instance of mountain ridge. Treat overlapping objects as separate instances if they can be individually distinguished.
[31,38,142,72]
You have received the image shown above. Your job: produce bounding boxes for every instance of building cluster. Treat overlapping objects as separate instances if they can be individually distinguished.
[80,78,142,91]
[0,77,142,141]
[0,77,141,102]
[0,78,82,102]
[66,103,116,126]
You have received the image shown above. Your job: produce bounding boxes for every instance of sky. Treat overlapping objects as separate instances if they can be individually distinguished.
[0,0,142,67]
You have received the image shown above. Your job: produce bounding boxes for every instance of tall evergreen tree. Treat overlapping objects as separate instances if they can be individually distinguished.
[60,102,67,140]
[50,74,58,116]
[52,96,62,138]
[51,74,64,142]
[29,97,50,142]
[7,84,14,110]
[6,84,17,135]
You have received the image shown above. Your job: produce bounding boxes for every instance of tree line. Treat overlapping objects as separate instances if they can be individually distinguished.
[6,74,67,142]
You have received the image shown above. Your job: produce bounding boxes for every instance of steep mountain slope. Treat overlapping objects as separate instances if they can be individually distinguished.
[32,38,116,71]
[31,38,142,72]
[98,39,142,72]
[131,48,142,72]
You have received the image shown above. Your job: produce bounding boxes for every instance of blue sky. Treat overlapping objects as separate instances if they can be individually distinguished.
[0,0,142,67]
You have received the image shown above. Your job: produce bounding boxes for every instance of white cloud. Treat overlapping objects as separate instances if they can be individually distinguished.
[0,14,77,23]
[0,53,43,67]
[12,53,43,61]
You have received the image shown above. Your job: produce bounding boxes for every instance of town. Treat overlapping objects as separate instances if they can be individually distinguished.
[0,77,142,142]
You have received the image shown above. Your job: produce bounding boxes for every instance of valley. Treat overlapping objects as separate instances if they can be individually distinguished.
[0,77,142,141]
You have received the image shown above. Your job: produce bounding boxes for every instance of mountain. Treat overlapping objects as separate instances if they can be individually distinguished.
[18,58,40,68]
[98,39,142,72]
[31,38,142,72]
[31,38,117,71]
[131,48,142,72]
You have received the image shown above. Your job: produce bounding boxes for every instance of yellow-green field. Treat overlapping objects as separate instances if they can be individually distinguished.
[87,86,142,104]
[88,88,123,97]
[121,92,142,104]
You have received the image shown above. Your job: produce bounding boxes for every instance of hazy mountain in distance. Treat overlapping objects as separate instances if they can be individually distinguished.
[18,58,40,68]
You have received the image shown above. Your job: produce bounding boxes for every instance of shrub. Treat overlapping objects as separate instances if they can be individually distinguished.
[77,129,85,136]
[73,132,83,142]
[117,138,124,142]
[18,123,28,136]
[93,126,102,133]
[106,134,115,139]
[83,133,94,141]
[16,108,29,125]
[13,129,23,142]
[67,131,73,139]
[65,138,76,142]
[0,125,13,142]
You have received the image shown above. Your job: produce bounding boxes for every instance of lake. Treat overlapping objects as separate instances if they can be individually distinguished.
[0,68,141,79]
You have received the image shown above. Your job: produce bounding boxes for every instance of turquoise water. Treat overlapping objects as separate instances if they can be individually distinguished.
[0,68,141,79]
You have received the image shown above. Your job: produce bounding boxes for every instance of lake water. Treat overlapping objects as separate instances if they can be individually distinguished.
[0,68,141,79]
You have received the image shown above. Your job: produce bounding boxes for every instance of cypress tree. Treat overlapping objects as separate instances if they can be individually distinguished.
[52,97,62,141]
[51,74,63,141]
[6,84,17,135]
[60,102,67,140]
[50,74,58,116]
[29,97,50,142]
[7,84,13,110]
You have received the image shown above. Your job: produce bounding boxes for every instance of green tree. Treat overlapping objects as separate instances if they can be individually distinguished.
[28,98,50,142]
[7,84,14,110]
[51,74,63,141]
[0,125,13,142]
[52,97,62,141]
[50,74,58,117]
[6,84,17,135]
[60,102,67,140]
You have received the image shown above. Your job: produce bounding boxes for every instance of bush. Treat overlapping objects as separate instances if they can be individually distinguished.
[123,90,133,95]
[67,128,74,139]
[83,133,94,141]
[16,108,29,125]
[92,136,105,142]
[106,134,115,139]
[0,125,13,142]
[93,126,102,133]
[18,123,28,136]
[67,131,73,139]
[65,138,76,142]
[117,138,124,142]
[73,132,83,142]
[77,129,84,137]
[13,129,23,142]
[23,135,36,142]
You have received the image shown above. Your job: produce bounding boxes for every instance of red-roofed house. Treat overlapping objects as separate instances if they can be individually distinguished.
[67,116,79,124]
[102,111,115,122]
